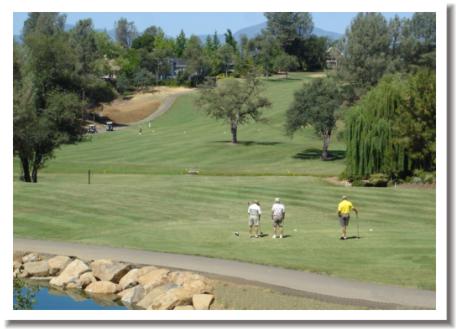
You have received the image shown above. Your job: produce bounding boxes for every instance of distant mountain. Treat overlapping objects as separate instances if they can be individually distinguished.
[233,21,342,41]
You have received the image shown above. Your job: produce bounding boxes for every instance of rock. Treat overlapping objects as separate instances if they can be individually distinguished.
[22,253,40,263]
[85,281,121,294]
[14,251,27,263]
[136,283,177,309]
[49,259,90,288]
[169,271,214,294]
[174,305,194,310]
[13,260,22,271]
[138,268,170,292]
[192,294,214,310]
[118,268,140,290]
[23,260,49,277]
[18,270,29,278]
[149,287,194,310]
[119,285,145,305]
[79,272,97,288]
[136,266,158,278]
[66,280,83,290]
[47,256,72,276]
[90,259,131,283]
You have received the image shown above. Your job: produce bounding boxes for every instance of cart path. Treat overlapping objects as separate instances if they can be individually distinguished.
[14,238,435,309]
[134,89,194,125]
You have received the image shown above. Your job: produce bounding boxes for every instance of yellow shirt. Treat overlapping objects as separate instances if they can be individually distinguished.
[338,200,353,214]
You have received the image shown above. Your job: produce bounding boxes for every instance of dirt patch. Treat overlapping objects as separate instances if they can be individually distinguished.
[396,183,436,190]
[97,86,192,124]
[324,176,352,186]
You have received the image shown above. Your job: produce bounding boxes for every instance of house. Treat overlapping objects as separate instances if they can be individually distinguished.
[326,47,344,70]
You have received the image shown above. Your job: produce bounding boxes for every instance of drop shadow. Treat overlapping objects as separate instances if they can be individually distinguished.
[293,148,346,161]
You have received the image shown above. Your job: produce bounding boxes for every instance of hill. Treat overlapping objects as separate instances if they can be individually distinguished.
[233,22,342,41]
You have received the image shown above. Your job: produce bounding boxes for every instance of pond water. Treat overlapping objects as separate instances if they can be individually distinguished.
[14,281,127,310]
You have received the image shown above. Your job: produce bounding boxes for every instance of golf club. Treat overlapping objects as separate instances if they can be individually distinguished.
[356,213,360,239]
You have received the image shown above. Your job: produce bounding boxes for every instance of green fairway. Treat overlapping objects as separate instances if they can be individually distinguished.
[13,72,436,291]
[14,173,435,290]
[31,73,345,177]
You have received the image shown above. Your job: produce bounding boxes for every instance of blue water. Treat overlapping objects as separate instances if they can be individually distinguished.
[14,286,127,310]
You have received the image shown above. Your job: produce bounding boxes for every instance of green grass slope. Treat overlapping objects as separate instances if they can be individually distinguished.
[31,73,345,177]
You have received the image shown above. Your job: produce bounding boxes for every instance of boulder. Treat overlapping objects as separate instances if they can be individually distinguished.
[17,270,29,278]
[85,281,121,294]
[136,283,177,309]
[118,268,139,290]
[90,259,131,283]
[169,271,214,294]
[149,287,194,310]
[23,260,49,277]
[13,269,19,278]
[66,280,83,290]
[22,253,40,263]
[138,269,170,292]
[13,251,27,263]
[174,305,194,310]
[49,259,90,287]
[192,294,214,310]
[79,272,97,288]
[47,256,72,276]
[119,285,145,305]
[13,260,22,271]
[136,266,158,278]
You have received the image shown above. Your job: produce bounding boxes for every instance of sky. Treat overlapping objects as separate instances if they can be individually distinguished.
[13,12,414,37]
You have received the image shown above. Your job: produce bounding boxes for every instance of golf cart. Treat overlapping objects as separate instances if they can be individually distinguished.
[106,121,114,131]
[87,124,97,134]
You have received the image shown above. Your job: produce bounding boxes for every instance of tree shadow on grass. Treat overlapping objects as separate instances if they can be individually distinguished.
[212,140,283,146]
[293,148,346,161]
[266,77,302,82]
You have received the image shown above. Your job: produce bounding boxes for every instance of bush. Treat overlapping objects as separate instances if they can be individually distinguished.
[368,173,389,187]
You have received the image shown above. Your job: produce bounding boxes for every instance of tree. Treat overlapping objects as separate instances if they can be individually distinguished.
[115,18,138,48]
[14,13,112,183]
[344,70,435,179]
[298,36,328,71]
[273,52,298,78]
[183,36,212,85]
[251,32,281,77]
[264,12,313,50]
[175,30,187,57]
[337,13,390,96]
[224,29,237,50]
[217,44,235,77]
[195,74,271,144]
[285,78,341,160]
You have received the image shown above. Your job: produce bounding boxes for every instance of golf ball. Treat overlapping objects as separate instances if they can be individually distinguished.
[369,229,373,232]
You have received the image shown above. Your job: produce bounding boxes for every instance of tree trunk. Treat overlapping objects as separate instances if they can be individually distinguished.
[321,133,331,160]
[230,121,238,144]
[20,156,31,182]
[31,153,42,183]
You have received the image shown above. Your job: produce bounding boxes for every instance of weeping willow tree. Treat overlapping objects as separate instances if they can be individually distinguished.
[345,69,435,179]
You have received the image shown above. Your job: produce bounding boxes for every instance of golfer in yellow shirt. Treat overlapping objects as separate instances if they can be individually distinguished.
[337,195,358,240]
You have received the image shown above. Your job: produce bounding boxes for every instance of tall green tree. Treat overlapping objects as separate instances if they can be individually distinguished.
[175,29,187,57]
[337,13,390,96]
[264,12,313,51]
[344,70,435,179]
[195,74,271,144]
[14,13,114,183]
[286,78,342,160]
[115,18,138,48]
[224,29,237,50]
[183,35,212,85]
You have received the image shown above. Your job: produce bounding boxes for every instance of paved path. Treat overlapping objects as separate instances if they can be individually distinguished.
[14,238,435,309]
[134,89,194,126]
